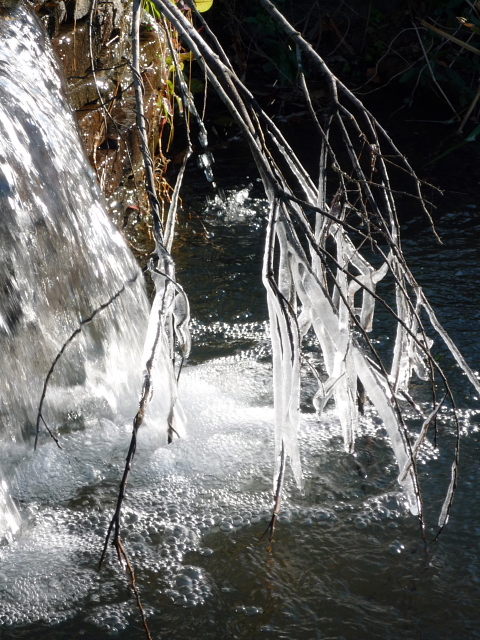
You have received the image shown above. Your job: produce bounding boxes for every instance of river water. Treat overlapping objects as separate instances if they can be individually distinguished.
[2,5,480,640]
[1,184,480,639]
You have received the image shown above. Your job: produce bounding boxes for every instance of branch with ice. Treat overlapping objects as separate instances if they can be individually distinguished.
[100,0,190,584]
[147,0,480,539]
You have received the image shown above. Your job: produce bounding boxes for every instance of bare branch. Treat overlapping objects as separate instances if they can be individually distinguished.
[35,275,139,450]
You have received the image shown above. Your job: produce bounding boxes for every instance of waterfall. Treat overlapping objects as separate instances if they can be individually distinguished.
[0,2,151,541]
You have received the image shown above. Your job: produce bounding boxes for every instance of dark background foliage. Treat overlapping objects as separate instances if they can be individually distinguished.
[189,0,480,217]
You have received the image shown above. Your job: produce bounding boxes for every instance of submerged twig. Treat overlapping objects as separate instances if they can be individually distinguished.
[117,539,153,640]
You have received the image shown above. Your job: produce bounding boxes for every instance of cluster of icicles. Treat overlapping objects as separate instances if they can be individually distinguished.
[261,157,480,530]
[262,168,480,529]
[266,197,423,518]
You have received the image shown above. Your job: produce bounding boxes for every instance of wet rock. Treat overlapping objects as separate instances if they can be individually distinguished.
[65,0,92,22]
[38,0,168,220]
[53,21,91,79]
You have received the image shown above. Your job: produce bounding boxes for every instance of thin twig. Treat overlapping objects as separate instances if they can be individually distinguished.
[35,276,139,450]
[132,0,164,244]
[117,539,153,640]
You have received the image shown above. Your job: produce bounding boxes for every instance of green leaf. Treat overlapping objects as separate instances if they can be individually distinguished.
[195,0,213,12]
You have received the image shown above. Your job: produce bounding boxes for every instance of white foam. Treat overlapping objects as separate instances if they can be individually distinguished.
[0,354,416,626]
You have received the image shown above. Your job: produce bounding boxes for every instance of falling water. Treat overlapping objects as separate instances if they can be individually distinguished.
[0,2,149,541]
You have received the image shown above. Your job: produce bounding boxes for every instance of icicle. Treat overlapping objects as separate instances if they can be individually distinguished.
[390,261,414,393]
[351,348,419,514]
[263,204,303,490]
[277,219,296,309]
[438,462,456,527]
[346,252,389,333]
[399,397,445,482]
[142,259,175,366]
[172,282,191,359]
[297,306,312,338]
[332,219,357,452]
[265,289,302,488]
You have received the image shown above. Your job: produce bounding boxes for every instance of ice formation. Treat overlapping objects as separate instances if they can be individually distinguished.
[151,0,480,527]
